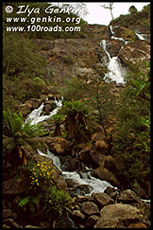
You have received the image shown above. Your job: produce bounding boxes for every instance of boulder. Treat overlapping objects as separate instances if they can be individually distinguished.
[60,156,82,171]
[17,104,31,117]
[81,201,99,216]
[75,184,93,195]
[44,100,56,114]
[41,136,73,156]
[27,98,42,109]
[93,167,120,187]
[104,186,120,201]
[91,192,114,208]
[71,210,86,222]
[3,208,17,220]
[78,145,93,166]
[89,147,105,166]
[86,215,99,228]
[118,189,139,203]
[103,155,117,172]
[94,203,144,228]
[3,176,30,196]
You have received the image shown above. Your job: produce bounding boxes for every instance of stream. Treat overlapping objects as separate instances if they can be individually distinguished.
[24,24,148,197]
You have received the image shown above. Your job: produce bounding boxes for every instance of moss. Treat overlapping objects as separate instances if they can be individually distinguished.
[120,27,137,42]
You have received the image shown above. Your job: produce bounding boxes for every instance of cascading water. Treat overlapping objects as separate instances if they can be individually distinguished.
[99,39,126,84]
[135,32,146,41]
[37,149,115,196]
[25,97,63,125]
[99,25,127,84]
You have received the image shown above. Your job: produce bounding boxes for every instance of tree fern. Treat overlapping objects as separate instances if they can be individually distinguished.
[3,110,48,163]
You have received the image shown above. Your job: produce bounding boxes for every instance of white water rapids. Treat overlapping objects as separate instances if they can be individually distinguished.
[99,25,128,84]
[38,149,115,196]
[25,97,63,125]
[99,39,126,84]
[25,96,115,196]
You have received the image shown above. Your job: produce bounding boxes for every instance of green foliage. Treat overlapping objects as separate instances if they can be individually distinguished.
[3,33,46,79]
[3,32,47,107]
[86,77,115,136]
[58,77,87,101]
[61,55,75,64]
[120,27,137,42]
[111,61,150,197]
[52,114,65,136]
[128,5,137,14]
[111,3,150,28]
[3,110,47,157]
[59,100,91,142]
[18,159,72,220]
[46,185,72,216]
[29,160,55,187]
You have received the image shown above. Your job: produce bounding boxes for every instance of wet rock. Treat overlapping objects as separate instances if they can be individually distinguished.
[81,201,99,216]
[60,156,82,171]
[104,186,120,201]
[75,184,93,195]
[94,203,144,228]
[44,100,56,114]
[91,192,114,208]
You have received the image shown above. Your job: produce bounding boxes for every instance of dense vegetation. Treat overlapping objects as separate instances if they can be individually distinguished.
[111,4,150,29]
[3,2,150,227]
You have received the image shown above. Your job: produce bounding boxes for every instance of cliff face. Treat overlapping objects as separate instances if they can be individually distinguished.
[34,23,150,85]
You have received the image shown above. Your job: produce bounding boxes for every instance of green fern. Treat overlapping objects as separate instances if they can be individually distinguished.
[18,196,30,207]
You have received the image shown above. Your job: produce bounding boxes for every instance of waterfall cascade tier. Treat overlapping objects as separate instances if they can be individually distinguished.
[37,149,115,196]
[99,25,128,84]
[99,39,126,84]
[25,97,63,125]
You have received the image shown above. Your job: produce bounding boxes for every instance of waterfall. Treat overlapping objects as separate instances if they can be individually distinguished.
[37,149,115,196]
[25,97,63,125]
[135,32,146,41]
[99,39,126,84]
